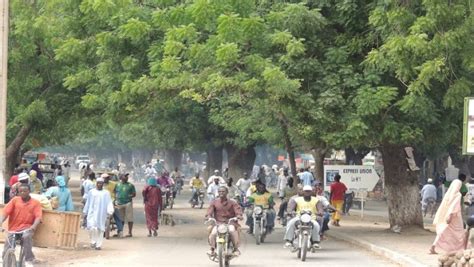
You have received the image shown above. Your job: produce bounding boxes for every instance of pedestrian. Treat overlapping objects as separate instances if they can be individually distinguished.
[142,178,162,237]
[8,168,21,187]
[82,172,96,203]
[102,173,124,238]
[29,170,43,194]
[300,168,315,187]
[276,168,289,199]
[420,178,437,215]
[329,174,347,226]
[30,163,44,182]
[10,172,30,199]
[430,179,465,254]
[83,177,114,250]
[116,173,136,237]
[44,176,74,212]
[1,184,42,267]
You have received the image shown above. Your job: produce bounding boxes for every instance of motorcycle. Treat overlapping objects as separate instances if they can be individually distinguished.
[191,188,205,209]
[161,186,174,210]
[252,206,268,245]
[292,210,316,262]
[206,217,239,267]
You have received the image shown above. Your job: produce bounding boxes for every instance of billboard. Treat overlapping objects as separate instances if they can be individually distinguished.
[463,97,474,155]
[324,165,380,192]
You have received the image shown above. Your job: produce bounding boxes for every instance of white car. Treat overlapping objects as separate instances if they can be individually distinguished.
[75,155,91,168]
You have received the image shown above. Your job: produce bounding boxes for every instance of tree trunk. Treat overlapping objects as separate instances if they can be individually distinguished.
[344,147,369,165]
[6,126,32,179]
[380,144,423,228]
[311,148,327,185]
[206,145,223,180]
[164,149,182,172]
[225,144,256,185]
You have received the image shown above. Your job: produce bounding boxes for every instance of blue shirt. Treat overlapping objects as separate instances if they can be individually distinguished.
[300,171,314,186]
[45,186,75,212]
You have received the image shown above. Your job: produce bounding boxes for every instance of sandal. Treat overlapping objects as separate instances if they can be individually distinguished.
[126,234,133,238]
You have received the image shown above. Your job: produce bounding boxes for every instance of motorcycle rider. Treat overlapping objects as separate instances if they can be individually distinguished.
[189,173,205,203]
[235,172,252,195]
[284,185,324,250]
[246,182,276,234]
[207,177,221,202]
[207,170,226,185]
[205,186,243,256]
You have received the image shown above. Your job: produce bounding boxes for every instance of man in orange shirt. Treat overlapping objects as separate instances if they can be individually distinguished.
[329,174,347,226]
[1,184,42,266]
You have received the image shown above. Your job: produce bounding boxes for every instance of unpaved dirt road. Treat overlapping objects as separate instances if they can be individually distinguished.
[31,177,397,267]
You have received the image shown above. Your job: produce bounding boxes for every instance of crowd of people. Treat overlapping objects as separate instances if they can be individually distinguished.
[1,158,354,265]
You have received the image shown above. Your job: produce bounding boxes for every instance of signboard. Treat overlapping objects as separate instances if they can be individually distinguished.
[324,165,380,192]
[463,97,474,155]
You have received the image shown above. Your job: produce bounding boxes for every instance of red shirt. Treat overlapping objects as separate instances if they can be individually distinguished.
[206,198,242,225]
[4,196,42,231]
[330,182,347,201]
[8,175,18,187]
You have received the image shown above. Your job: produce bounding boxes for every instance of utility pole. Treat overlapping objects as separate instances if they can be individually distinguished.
[0,0,9,205]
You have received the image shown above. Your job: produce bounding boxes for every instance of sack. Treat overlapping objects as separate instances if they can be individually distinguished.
[50,196,59,209]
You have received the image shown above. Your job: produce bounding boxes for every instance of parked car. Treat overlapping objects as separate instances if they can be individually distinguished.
[75,155,91,168]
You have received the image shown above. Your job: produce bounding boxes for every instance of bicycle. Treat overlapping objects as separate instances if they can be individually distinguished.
[422,197,437,218]
[2,229,29,267]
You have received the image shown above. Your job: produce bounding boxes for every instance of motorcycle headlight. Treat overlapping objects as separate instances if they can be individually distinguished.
[254,206,263,215]
[217,224,228,234]
[300,213,312,223]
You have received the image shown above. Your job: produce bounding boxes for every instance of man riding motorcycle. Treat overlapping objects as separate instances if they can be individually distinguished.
[205,186,243,257]
[189,173,205,203]
[284,185,324,250]
[246,182,276,234]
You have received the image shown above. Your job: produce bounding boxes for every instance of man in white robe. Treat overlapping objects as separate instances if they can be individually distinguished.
[83,177,114,250]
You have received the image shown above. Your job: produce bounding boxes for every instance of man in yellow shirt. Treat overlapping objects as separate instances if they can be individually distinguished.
[189,173,205,203]
[284,185,324,250]
[246,182,275,234]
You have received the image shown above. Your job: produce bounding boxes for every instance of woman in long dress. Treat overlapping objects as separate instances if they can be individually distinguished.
[143,178,162,237]
[430,179,466,254]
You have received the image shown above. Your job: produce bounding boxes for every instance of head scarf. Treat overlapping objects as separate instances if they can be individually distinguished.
[433,179,462,227]
[147,178,157,186]
[55,176,66,192]
[31,163,44,180]
[29,170,38,181]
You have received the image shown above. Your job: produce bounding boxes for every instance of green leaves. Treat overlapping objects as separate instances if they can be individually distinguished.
[118,18,151,42]
[355,86,398,116]
[216,43,240,66]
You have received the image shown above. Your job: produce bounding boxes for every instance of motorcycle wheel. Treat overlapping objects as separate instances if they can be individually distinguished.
[255,223,261,245]
[218,244,224,267]
[225,258,230,267]
[301,235,308,262]
[200,201,204,209]
[297,248,301,259]
[170,198,174,209]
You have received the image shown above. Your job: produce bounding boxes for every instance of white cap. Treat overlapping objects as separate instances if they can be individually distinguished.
[214,170,219,173]
[427,178,433,183]
[303,185,313,191]
[101,173,110,179]
[96,177,104,183]
[18,173,30,181]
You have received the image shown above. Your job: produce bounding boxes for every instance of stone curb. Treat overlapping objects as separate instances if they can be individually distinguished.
[327,231,428,267]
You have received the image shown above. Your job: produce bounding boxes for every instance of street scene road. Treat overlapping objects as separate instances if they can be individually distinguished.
[47,176,396,267]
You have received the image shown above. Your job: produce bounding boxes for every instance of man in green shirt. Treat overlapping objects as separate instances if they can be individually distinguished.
[444,173,468,196]
[116,173,136,237]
